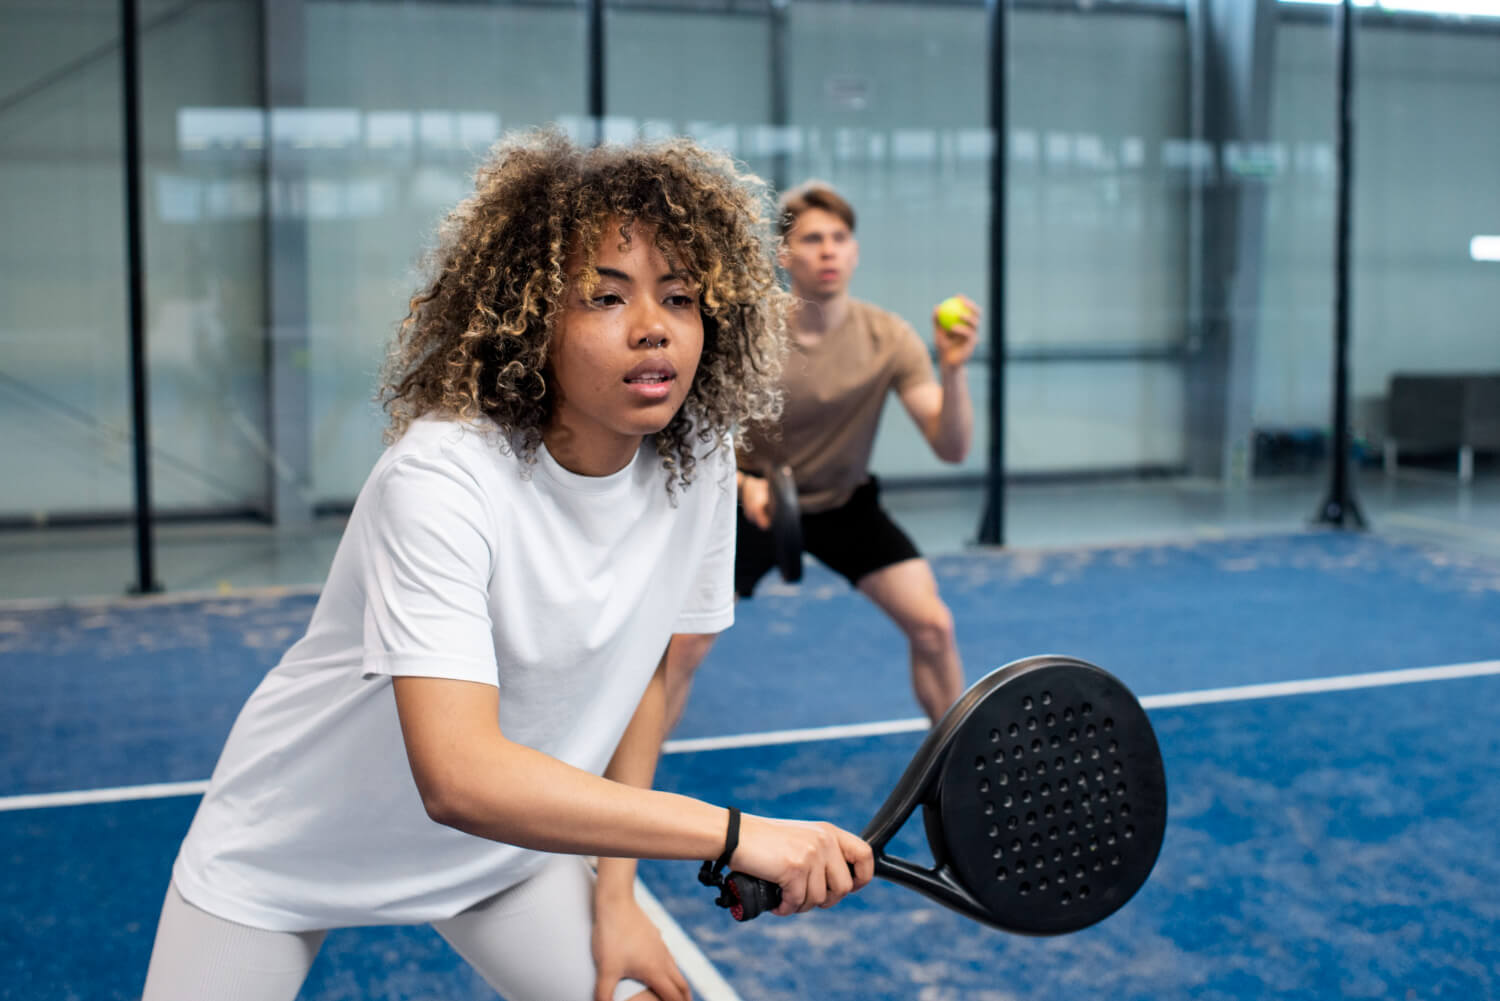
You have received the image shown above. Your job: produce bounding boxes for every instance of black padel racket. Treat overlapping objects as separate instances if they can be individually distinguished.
[768,464,803,584]
[711,655,1167,935]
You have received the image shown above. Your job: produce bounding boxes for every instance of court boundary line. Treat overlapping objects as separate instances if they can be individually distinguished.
[668,657,1500,752]
[634,879,745,1001]
[5,658,1498,814]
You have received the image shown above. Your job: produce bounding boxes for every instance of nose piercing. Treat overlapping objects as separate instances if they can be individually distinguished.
[643,335,665,348]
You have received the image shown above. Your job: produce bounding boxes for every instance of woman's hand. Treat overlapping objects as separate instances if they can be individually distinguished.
[592,886,690,1001]
[730,813,874,915]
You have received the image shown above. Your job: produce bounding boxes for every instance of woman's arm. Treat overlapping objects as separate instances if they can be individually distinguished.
[391,673,873,913]
[592,649,691,1001]
[393,673,724,858]
[594,646,677,898]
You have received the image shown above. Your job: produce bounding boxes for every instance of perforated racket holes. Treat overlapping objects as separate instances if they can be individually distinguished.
[983,689,1136,906]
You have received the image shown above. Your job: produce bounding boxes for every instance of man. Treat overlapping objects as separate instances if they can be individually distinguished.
[667,180,981,728]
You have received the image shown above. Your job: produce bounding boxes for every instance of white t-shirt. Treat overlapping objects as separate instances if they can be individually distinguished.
[173,416,737,932]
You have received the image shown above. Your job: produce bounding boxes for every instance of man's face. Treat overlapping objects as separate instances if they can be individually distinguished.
[779,207,858,300]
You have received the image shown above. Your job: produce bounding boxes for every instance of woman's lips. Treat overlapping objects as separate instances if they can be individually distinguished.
[624,361,677,400]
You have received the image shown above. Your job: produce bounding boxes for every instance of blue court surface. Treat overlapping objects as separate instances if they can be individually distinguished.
[4,530,1500,1000]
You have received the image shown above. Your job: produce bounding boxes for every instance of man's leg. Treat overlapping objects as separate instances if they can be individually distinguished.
[856,558,964,724]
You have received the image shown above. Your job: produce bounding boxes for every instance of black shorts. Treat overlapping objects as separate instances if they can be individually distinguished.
[735,476,921,598]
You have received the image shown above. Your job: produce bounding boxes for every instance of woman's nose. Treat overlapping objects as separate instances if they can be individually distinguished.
[633,301,669,347]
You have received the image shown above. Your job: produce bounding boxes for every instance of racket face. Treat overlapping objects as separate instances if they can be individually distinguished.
[935,657,1167,935]
[768,465,803,583]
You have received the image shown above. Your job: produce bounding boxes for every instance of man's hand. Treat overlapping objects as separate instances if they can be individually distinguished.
[739,473,773,531]
[931,295,981,370]
[592,886,690,1001]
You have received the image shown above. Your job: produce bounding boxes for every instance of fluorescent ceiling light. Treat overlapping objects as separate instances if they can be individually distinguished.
[1471,236,1500,262]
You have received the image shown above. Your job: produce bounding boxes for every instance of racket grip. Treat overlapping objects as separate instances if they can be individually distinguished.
[723,872,781,921]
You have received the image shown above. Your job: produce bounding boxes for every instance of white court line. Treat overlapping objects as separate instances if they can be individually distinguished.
[0,779,209,813]
[661,657,1500,754]
[634,879,745,1001]
[6,659,1500,816]
[1138,659,1500,709]
[664,716,929,754]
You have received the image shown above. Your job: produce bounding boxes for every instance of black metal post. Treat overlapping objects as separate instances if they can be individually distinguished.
[976,0,1007,546]
[1315,0,1366,529]
[121,0,162,592]
[587,0,605,146]
[769,0,790,193]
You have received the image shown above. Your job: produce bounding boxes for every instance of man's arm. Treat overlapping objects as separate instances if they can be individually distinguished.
[900,370,973,464]
[899,296,981,463]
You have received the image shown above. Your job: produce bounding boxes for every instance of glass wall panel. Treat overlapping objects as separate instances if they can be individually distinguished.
[2,0,136,523]
[1254,6,1341,522]
[1003,1,1340,546]
[605,2,773,181]
[302,0,590,501]
[782,0,992,486]
[143,0,268,519]
[1,0,267,595]
[1348,11,1500,548]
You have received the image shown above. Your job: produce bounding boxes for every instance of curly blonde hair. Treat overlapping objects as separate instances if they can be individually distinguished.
[380,128,788,490]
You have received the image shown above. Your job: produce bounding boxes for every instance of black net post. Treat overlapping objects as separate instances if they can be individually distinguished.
[1314,0,1366,529]
[976,0,1007,547]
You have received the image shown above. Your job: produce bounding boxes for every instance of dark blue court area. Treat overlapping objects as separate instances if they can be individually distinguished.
[4,531,1500,1000]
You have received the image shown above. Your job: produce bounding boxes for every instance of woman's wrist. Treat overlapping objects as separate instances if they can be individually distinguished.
[594,857,640,903]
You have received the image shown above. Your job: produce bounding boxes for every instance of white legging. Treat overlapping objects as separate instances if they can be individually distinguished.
[140,855,650,1001]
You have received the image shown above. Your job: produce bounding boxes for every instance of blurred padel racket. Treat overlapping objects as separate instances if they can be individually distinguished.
[710,655,1167,934]
[767,464,802,583]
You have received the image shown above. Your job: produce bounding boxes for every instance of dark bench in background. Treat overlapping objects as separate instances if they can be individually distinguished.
[1385,373,1500,482]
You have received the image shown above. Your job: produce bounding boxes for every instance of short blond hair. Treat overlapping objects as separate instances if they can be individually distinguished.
[776,179,856,237]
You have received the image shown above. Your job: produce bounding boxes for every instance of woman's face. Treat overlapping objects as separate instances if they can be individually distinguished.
[543,222,705,477]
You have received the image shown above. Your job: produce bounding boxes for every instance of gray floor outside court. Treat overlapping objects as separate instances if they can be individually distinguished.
[2,466,1496,604]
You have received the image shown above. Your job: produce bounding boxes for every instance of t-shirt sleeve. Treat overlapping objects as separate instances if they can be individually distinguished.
[359,456,499,685]
[674,443,737,635]
[891,315,937,394]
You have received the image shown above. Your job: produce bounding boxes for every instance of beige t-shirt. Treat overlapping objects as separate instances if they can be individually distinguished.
[740,299,934,513]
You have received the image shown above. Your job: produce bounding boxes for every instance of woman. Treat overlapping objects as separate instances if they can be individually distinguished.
[142,130,872,1001]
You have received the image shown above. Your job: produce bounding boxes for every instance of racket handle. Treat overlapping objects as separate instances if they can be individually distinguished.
[722,872,781,921]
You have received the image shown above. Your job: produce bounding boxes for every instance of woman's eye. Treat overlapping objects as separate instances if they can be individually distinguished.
[591,293,624,307]
[665,294,697,308]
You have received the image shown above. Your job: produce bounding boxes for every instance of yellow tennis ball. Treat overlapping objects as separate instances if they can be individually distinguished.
[936,296,966,331]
